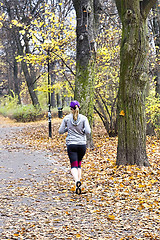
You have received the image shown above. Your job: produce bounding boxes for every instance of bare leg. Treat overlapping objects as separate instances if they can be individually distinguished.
[71,168,81,195]
[78,168,81,181]
[71,168,78,184]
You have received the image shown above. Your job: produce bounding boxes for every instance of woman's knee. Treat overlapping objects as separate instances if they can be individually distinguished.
[71,161,78,168]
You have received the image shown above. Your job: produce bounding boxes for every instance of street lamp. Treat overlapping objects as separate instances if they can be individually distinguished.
[47,48,52,138]
[45,40,52,138]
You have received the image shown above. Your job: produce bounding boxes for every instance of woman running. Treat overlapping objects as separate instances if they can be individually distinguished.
[59,100,91,194]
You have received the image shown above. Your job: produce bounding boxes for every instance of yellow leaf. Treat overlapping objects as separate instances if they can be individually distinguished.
[11,19,18,25]
[76,234,81,238]
[139,184,145,188]
[138,206,143,211]
[70,186,76,191]
[150,179,157,184]
[119,110,125,116]
[19,30,25,35]
[107,215,115,220]
[120,183,124,188]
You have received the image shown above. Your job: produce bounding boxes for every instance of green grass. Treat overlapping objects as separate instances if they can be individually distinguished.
[0,104,43,122]
[0,94,70,122]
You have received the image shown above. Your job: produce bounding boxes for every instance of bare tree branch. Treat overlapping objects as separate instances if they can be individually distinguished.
[63,72,74,92]
[51,51,76,76]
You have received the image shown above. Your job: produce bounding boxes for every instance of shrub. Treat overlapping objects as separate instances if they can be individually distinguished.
[0,91,18,114]
[146,94,160,139]
[0,93,43,122]
[11,105,43,122]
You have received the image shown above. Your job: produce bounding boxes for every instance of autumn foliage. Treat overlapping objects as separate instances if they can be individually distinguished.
[0,116,160,239]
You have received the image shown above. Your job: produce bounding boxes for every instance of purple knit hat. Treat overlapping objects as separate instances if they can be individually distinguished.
[70,100,80,109]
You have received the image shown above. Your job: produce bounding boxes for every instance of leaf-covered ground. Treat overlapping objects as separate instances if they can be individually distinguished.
[0,116,160,240]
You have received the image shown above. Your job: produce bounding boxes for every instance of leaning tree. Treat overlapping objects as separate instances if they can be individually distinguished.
[115,0,157,166]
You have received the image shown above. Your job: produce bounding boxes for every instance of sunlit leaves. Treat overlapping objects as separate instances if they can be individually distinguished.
[25,5,76,66]
[96,26,121,86]
[94,23,121,131]
[6,3,76,99]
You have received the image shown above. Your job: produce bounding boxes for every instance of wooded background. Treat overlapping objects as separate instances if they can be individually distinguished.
[0,0,159,166]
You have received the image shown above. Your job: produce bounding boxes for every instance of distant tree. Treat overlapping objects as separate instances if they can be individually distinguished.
[115,0,157,166]
[14,1,76,107]
[44,0,74,108]
[0,18,21,101]
[94,0,120,137]
[0,0,75,107]
[0,0,44,107]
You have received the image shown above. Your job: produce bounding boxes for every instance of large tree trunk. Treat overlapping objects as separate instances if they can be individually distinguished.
[115,0,157,166]
[72,0,102,127]
[153,1,160,96]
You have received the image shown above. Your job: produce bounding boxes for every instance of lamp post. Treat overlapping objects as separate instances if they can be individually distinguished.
[47,47,52,138]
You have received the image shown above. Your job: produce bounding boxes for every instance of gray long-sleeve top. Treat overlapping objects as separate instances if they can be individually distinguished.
[59,113,91,145]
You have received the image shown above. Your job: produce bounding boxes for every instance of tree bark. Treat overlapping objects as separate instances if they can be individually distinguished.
[13,58,21,104]
[152,2,160,96]
[50,61,57,108]
[115,0,157,166]
[16,34,40,107]
[72,0,102,127]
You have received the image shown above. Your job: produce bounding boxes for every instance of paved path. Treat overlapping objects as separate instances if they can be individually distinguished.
[0,125,59,183]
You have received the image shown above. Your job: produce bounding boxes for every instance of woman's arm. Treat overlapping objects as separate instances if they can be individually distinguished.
[84,117,91,134]
[59,118,68,134]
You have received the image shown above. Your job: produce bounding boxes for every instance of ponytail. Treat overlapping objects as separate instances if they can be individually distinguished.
[73,105,79,121]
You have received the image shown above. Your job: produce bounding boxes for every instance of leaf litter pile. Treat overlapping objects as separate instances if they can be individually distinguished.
[0,116,160,239]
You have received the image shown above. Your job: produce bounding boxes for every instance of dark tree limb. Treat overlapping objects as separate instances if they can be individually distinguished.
[51,51,76,76]
[141,0,157,19]
[63,72,74,92]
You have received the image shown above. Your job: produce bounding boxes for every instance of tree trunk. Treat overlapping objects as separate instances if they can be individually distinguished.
[15,33,40,107]
[51,89,56,108]
[72,0,102,127]
[13,58,21,104]
[21,61,40,107]
[115,0,157,166]
[153,2,160,96]
[56,93,61,108]
[50,62,56,108]
[5,0,41,108]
